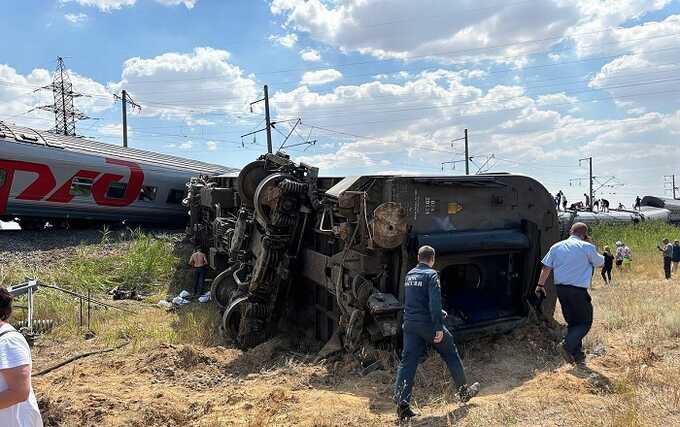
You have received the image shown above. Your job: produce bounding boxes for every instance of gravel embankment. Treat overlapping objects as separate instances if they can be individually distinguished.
[0,228,184,269]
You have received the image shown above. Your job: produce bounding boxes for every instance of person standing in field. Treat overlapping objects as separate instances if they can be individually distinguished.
[671,240,680,274]
[614,241,625,270]
[188,247,209,296]
[622,243,633,271]
[658,239,673,280]
[601,246,614,285]
[536,222,604,365]
[394,245,479,420]
[0,288,43,427]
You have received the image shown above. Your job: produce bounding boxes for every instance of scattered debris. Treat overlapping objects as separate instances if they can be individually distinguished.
[157,300,173,310]
[34,340,130,377]
[110,286,144,301]
[171,296,190,306]
[197,291,211,303]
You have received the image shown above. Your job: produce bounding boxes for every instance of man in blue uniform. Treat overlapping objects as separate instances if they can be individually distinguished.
[394,245,479,420]
[536,222,604,364]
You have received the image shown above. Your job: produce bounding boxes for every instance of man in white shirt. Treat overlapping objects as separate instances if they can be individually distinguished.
[536,223,604,365]
[0,287,43,427]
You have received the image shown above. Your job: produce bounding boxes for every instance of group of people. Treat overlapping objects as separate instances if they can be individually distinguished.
[554,192,643,213]
[599,241,633,285]
[395,222,676,421]
[554,191,614,212]
[657,238,680,280]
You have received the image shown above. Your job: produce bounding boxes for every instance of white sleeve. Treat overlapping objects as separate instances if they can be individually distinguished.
[0,335,31,369]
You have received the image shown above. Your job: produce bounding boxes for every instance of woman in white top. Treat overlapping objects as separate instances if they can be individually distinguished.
[0,287,43,427]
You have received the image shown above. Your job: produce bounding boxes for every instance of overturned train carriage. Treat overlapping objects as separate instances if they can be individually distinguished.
[187,153,560,351]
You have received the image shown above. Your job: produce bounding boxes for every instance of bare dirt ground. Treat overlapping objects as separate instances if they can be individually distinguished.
[30,283,680,427]
[8,228,679,426]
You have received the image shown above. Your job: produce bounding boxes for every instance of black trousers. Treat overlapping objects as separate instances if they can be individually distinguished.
[556,285,593,358]
[601,266,612,283]
[664,257,672,279]
[193,266,207,295]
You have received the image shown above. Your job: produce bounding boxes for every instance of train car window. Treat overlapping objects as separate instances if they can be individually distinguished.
[69,177,94,197]
[139,186,158,202]
[0,169,6,187]
[107,182,128,199]
[166,189,185,205]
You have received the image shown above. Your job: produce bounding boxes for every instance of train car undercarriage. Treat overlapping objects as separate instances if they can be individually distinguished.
[187,152,560,353]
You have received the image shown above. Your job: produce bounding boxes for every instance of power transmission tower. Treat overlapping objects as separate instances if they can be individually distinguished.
[664,175,678,199]
[113,90,141,148]
[33,57,89,136]
[242,85,274,153]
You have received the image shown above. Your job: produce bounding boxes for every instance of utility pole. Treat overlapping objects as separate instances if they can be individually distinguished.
[464,128,469,176]
[264,85,273,154]
[580,157,593,211]
[447,129,470,175]
[122,90,128,148]
[570,158,623,211]
[243,85,275,153]
[114,90,141,148]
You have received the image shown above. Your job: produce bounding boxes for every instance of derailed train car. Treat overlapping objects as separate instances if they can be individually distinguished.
[187,152,560,351]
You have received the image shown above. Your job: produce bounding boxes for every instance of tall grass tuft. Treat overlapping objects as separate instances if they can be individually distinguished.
[590,221,680,259]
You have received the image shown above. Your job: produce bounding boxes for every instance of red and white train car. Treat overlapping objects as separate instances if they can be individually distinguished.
[0,121,236,229]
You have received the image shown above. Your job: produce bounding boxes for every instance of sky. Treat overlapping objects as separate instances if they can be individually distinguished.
[3,0,680,207]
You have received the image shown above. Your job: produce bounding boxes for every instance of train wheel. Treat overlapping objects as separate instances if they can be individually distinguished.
[211,265,239,309]
[222,296,248,342]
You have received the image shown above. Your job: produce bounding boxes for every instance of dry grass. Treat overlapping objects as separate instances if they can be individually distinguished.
[13,224,680,425]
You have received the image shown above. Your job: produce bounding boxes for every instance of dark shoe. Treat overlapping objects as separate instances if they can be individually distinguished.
[397,404,418,420]
[574,352,587,366]
[458,382,480,403]
[559,341,575,364]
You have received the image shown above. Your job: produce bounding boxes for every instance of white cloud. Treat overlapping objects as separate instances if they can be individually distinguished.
[61,0,197,11]
[64,13,88,24]
[109,47,258,122]
[536,93,578,107]
[206,140,217,151]
[586,14,680,112]
[299,48,321,62]
[269,33,298,48]
[300,69,342,85]
[155,0,196,8]
[62,0,135,11]
[97,123,131,137]
[268,59,680,201]
[179,141,193,150]
[270,0,581,64]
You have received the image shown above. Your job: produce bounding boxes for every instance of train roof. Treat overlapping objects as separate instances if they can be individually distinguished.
[0,121,237,176]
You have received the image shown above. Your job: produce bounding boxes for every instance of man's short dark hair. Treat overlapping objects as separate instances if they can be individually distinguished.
[418,245,435,263]
[0,288,12,321]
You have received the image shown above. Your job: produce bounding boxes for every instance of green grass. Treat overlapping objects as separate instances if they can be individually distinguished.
[2,228,181,294]
[590,221,680,259]
[1,228,200,340]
